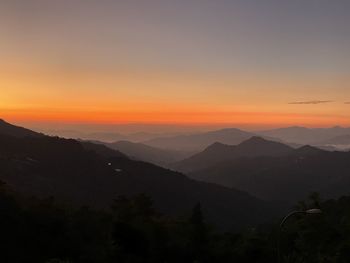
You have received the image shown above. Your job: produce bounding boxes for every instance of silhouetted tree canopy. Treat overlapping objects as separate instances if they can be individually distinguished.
[1,184,350,263]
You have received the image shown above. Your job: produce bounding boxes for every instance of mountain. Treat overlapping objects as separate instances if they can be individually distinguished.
[143,128,258,151]
[190,145,350,203]
[0,119,43,137]
[171,137,293,173]
[258,126,350,145]
[0,120,278,229]
[103,140,192,166]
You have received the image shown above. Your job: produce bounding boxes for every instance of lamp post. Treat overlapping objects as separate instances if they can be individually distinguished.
[278,208,322,263]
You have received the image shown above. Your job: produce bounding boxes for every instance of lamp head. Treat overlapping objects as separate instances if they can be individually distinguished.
[305,208,322,214]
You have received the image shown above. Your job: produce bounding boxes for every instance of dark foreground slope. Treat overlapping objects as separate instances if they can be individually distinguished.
[0,127,278,229]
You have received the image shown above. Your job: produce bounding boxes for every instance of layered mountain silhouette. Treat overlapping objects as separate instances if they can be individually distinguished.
[0,119,277,229]
[102,140,192,166]
[189,143,350,203]
[171,137,293,173]
[143,128,262,151]
[6,119,349,228]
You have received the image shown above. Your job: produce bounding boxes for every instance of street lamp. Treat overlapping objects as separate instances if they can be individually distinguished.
[280,208,322,228]
[278,208,322,262]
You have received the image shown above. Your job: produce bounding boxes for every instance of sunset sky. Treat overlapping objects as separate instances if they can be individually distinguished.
[1,0,350,131]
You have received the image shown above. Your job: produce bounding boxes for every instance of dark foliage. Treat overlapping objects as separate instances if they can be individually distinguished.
[2,183,350,263]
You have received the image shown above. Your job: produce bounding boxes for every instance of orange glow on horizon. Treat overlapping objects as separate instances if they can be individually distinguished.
[2,107,349,128]
[1,60,349,129]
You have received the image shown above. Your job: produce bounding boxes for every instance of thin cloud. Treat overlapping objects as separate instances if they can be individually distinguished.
[345,102,350,104]
[288,100,333,105]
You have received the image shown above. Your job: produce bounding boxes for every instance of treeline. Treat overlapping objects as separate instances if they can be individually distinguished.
[1,181,350,263]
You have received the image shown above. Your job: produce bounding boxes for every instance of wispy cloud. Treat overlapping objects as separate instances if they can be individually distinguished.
[345,102,350,104]
[288,100,333,105]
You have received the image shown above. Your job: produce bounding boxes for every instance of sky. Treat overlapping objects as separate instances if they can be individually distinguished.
[0,0,350,132]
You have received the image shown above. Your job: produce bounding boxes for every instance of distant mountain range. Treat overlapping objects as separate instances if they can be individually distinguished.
[143,128,265,151]
[41,125,350,153]
[142,126,350,152]
[171,137,293,173]
[0,119,277,229]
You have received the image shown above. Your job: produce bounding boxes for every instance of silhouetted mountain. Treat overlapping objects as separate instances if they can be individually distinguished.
[0,119,43,137]
[258,126,350,145]
[171,137,293,173]
[103,140,192,166]
[143,128,260,151]
[238,136,292,153]
[190,145,350,203]
[0,123,277,229]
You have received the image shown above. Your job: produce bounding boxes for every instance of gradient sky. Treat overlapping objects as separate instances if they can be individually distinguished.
[1,0,350,130]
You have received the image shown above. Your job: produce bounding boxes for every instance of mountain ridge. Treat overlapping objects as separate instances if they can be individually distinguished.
[171,136,294,173]
[143,128,257,151]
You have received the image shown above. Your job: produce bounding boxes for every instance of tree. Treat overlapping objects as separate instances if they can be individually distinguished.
[189,203,209,262]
